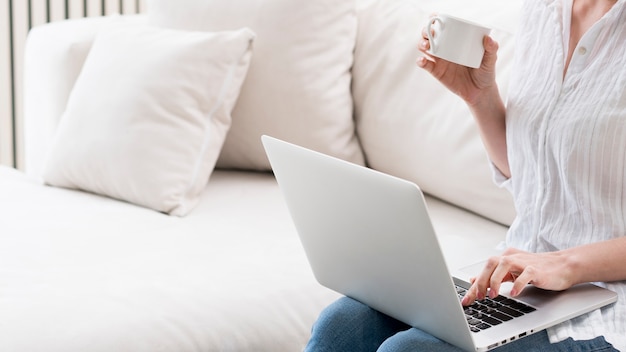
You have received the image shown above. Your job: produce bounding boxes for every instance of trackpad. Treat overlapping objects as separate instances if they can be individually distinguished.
[458,260,487,279]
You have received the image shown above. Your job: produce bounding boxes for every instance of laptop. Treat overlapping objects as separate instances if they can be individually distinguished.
[261,135,617,352]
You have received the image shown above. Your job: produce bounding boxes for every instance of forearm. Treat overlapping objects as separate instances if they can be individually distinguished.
[565,236,626,285]
[467,85,510,178]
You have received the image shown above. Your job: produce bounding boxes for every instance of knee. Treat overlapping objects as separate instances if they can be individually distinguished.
[378,328,462,352]
[306,296,410,352]
[306,297,370,352]
[312,296,372,334]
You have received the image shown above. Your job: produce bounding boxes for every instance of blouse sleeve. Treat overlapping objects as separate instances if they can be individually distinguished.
[489,161,513,192]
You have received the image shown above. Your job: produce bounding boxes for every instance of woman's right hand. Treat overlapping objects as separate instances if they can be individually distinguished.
[416,22,499,108]
[417,19,510,178]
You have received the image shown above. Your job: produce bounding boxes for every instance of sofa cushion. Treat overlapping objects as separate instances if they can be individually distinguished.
[353,0,520,226]
[147,0,365,170]
[42,22,254,216]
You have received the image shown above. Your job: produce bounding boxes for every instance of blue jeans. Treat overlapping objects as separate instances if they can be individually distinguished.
[305,297,618,352]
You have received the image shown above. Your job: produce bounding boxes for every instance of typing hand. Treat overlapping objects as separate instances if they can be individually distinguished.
[461,248,575,306]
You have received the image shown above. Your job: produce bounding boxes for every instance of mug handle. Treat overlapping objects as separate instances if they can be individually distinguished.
[426,16,444,53]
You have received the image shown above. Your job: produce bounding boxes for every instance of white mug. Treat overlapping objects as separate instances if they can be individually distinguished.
[426,14,491,68]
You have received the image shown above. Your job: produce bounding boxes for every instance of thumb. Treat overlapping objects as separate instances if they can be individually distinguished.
[481,36,499,70]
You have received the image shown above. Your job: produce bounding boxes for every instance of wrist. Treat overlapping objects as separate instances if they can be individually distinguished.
[560,248,583,287]
[467,84,502,113]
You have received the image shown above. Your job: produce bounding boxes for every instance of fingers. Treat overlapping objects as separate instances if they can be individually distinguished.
[416,16,443,72]
[420,31,429,48]
[462,250,527,306]
[486,249,524,297]
[416,37,438,73]
[461,264,492,305]
[416,56,432,71]
[418,17,435,54]
[420,23,436,41]
[418,37,430,52]
[463,257,499,304]
[510,266,536,297]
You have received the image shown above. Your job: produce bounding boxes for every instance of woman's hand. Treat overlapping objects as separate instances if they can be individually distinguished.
[461,248,576,306]
[417,17,511,177]
[416,20,499,107]
[462,237,626,306]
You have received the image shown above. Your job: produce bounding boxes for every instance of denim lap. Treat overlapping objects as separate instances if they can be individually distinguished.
[306,297,618,352]
[380,327,618,352]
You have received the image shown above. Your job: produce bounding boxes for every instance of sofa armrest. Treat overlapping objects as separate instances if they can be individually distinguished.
[23,14,147,179]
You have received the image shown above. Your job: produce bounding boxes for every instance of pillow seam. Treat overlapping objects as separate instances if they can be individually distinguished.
[178,53,243,210]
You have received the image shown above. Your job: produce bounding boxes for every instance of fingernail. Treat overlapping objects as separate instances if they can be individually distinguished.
[510,289,517,297]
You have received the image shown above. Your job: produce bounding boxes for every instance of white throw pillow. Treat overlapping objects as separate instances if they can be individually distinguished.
[42,22,255,216]
[353,0,519,226]
[147,0,365,170]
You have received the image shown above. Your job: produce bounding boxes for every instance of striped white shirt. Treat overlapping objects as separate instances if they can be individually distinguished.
[500,0,626,348]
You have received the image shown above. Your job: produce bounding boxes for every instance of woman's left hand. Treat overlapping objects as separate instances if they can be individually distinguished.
[461,248,575,305]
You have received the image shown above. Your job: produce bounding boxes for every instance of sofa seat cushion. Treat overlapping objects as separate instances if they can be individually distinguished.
[0,167,337,351]
[0,166,505,351]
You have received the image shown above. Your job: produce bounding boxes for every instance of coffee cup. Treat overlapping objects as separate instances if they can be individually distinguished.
[426,14,491,68]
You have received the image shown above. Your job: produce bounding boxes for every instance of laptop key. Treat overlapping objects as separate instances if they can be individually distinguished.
[483,300,501,308]
[477,303,499,314]
[468,318,482,326]
[481,316,502,326]
[498,306,524,317]
[512,302,536,313]
[490,311,513,321]
[476,323,491,330]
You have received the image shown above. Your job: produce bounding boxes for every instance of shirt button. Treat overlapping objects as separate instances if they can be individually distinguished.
[578,46,588,55]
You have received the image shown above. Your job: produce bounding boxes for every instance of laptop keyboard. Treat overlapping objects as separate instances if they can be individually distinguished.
[455,285,536,333]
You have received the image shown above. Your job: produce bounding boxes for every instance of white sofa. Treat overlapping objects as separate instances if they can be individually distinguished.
[1,0,521,351]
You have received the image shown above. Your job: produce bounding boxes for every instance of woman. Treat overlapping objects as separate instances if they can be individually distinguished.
[305,0,626,350]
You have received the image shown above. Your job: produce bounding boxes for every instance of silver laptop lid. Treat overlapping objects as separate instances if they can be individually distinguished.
[262,135,476,351]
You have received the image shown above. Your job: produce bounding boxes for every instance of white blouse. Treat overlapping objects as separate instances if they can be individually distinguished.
[500,0,626,349]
